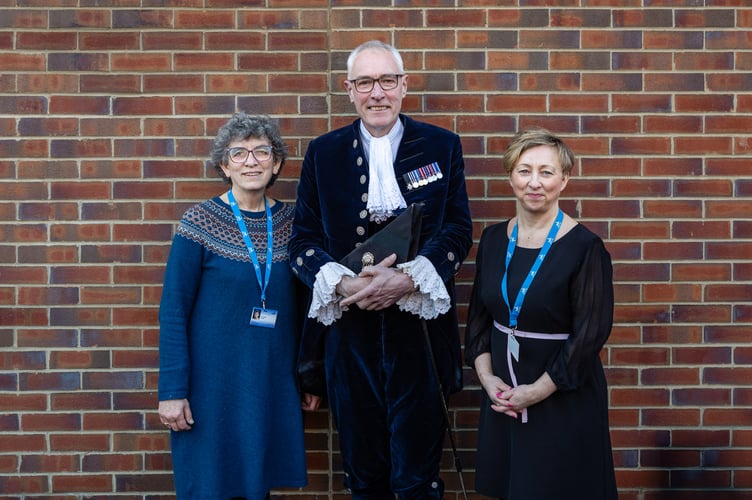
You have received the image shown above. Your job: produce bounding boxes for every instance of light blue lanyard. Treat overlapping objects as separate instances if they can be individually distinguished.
[227,190,273,309]
[501,209,564,329]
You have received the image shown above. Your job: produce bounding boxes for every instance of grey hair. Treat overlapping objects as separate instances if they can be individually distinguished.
[209,112,289,187]
[346,40,405,78]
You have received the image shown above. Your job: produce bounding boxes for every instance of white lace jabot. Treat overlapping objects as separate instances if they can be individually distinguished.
[362,122,406,223]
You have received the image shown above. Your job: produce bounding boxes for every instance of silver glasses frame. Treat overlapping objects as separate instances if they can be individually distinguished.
[226,145,273,164]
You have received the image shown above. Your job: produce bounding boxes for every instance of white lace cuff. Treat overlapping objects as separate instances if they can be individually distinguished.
[396,255,451,320]
[308,262,357,326]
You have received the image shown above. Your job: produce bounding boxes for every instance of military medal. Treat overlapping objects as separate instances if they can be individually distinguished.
[403,162,443,190]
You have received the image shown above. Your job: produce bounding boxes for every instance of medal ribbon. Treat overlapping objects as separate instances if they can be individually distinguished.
[501,209,563,328]
[227,190,273,308]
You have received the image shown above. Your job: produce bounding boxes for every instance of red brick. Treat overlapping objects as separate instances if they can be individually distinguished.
[0,52,45,71]
[581,115,640,134]
[50,392,111,411]
[80,329,144,348]
[83,412,144,431]
[112,97,173,116]
[0,434,47,453]
[675,136,733,155]
[110,53,172,72]
[52,474,112,493]
[611,429,671,448]
[704,409,752,427]
[613,51,672,70]
[612,136,672,155]
[112,349,158,369]
[143,118,205,137]
[49,350,110,370]
[550,93,609,113]
[82,453,142,472]
[611,347,670,367]
[639,450,695,474]
[672,263,731,282]
[645,115,703,134]
[20,454,79,473]
[22,412,81,431]
[16,329,78,348]
[673,389,732,407]
[612,387,671,407]
[642,283,702,302]
[174,9,235,29]
[707,241,752,260]
[80,286,141,305]
[641,368,700,386]
[142,31,203,50]
[0,474,49,494]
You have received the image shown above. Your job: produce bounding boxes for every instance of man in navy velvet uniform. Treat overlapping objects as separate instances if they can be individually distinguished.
[289,40,473,499]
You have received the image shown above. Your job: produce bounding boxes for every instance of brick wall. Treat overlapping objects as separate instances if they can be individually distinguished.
[1,2,750,499]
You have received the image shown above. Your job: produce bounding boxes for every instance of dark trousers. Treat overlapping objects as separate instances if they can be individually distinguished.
[324,310,446,499]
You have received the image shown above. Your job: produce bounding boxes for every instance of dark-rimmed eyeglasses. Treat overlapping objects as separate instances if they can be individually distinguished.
[348,74,404,93]
[226,145,273,164]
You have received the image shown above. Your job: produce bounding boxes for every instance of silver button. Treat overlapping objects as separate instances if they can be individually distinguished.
[447,251,455,261]
[356,226,365,236]
[359,210,368,219]
[352,139,358,149]
[305,249,315,256]
[296,257,303,266]
[431,481,438,489]
[361,193,368,203]
[357,157,363,167]
[359,174,367,184]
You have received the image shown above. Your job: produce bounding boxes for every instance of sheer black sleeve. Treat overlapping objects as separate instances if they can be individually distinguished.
[546,237,614,391]
[464,228,494,366]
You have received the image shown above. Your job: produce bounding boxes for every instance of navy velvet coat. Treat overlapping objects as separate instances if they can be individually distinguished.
[289,115,473,397]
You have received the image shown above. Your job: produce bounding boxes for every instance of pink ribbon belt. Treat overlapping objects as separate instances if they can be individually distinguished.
[493,321,569,423]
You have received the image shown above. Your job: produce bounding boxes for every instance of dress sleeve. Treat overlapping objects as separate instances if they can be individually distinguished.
[546,237,614,391]
[464,231,494,366]
[158,229,202,401]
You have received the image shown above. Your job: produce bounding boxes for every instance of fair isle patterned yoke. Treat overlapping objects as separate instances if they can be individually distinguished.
[175,197,294,264]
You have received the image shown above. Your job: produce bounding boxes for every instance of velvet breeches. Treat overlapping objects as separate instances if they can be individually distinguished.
[324,307,446,499]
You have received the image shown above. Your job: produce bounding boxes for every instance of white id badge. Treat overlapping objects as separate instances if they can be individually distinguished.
[508,333,520,362]
[250,307,278,329]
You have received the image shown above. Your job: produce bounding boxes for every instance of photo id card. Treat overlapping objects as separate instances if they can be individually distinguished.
[250,307,278,329]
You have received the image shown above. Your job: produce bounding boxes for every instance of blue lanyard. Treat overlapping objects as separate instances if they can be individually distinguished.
[227,190,273,308]
[501,209,564,328]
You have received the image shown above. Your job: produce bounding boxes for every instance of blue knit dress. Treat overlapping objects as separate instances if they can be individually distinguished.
[158,197,307,500]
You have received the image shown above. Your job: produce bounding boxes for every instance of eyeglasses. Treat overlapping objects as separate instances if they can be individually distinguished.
[226,145,273,164]
[348,74,404,93]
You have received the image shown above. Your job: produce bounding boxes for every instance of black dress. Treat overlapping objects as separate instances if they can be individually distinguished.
[464,220,618,500]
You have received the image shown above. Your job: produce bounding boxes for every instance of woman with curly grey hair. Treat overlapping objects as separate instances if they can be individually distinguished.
[158,112,319,499]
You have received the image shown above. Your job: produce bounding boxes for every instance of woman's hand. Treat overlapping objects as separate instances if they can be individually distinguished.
[474,353,518,419]
[495,372,557,416]
[478,371,520,419]
[158,398,194,432]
